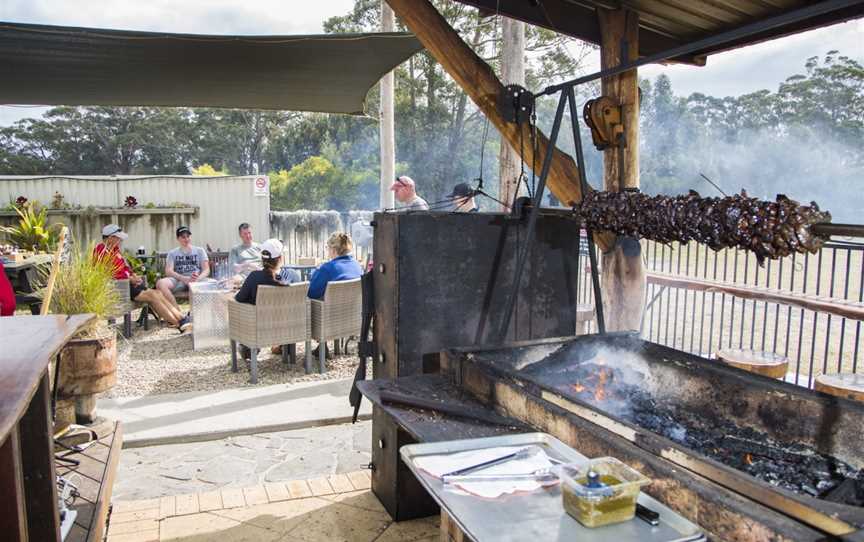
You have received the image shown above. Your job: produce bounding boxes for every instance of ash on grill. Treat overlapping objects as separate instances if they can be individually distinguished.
[572,190,830,264]
[530,350,864,506]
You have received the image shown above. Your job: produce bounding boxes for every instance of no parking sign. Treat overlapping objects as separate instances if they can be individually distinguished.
[253,175,269,197]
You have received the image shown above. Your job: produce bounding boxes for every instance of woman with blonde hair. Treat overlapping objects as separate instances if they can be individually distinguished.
[307,232,362,300]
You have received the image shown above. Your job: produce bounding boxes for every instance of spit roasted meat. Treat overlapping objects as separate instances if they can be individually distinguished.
[573,190,830,263]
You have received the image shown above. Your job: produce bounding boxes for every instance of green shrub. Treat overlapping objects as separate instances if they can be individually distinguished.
[47,243,119,336]
[0,202,63,252]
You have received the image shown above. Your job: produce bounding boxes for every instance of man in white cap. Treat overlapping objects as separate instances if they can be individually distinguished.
[390,176,429,211]
[94,224,191,332]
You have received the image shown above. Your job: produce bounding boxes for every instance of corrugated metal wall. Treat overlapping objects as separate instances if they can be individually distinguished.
[0,175,270,252]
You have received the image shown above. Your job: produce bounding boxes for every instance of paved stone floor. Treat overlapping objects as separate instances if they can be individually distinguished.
[107,470,439,542]
[113,422,372,501]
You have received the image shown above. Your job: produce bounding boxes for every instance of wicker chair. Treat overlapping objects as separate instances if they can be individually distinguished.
[311,278,362,374]
[110,279,134,338]
[227,283,312,383]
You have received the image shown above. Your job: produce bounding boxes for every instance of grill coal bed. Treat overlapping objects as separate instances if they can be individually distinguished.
[528,343,863,505]
[443,333,864,538]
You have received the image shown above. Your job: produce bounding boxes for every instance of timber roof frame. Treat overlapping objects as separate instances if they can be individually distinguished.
[452,0,864,65]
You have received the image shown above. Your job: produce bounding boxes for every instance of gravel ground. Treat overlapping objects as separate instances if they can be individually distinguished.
[107,307,360,398]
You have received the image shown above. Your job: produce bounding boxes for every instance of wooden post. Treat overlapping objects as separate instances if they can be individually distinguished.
[385,0,614,254]
[379,0,396,210]
[497,17,525,211]
[598,9,645,332]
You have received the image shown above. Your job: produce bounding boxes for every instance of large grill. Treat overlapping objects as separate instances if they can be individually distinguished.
[442,333,864,540]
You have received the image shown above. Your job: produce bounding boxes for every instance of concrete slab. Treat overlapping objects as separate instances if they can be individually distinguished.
[98,378,371,447]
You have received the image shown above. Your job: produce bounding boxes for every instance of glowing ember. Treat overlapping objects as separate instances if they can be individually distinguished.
[573,383,586,393]
[745,454,753,466]
[594,368,610,402]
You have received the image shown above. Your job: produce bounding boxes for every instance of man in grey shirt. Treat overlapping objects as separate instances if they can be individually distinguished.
[390,176,430,211]
[229,222,262,284]
[156,226,210,310]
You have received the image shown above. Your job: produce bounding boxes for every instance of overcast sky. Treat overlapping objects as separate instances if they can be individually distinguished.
[1,1,862,125]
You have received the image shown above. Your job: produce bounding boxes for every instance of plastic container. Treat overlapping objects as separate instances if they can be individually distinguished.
[560,457,651,528]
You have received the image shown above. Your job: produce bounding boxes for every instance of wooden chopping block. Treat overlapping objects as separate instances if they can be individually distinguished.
[717,349,789,379]
[815,373,864,403]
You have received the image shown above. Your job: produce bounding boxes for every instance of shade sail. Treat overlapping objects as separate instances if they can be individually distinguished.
[0,22,423,114]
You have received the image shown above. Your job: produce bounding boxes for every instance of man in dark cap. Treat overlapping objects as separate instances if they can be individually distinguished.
[156,226,210,311]
[449,183,479,212]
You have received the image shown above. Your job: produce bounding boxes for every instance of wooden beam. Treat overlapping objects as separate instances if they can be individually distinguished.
[598,9,646,332]
[386,0,580,209]
[498,16,524,211]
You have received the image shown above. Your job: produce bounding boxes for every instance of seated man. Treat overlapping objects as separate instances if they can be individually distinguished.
[156,226,210,311]
[95,224,191,332]
[228,222,262,286]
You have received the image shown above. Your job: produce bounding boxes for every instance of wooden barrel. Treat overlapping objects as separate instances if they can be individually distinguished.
[717,349,789,379]
[57,331,118,398]
[815,373,864,403]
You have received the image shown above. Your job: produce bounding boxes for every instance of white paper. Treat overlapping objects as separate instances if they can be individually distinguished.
[414,446,557,499]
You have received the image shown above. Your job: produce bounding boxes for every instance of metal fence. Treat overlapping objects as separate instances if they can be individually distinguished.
[269,210,373,265]
[575,235,864,388]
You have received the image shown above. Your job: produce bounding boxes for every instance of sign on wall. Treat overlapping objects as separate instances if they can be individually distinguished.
[253,175,269,197]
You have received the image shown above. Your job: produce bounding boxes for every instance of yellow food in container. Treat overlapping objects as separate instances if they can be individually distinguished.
[560,457,651,528]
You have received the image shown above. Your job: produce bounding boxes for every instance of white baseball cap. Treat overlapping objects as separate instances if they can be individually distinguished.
[101,224,128,240]
[259,239,284,259]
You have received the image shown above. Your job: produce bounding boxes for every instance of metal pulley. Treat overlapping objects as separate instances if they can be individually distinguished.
[583,96,624,151]
[496,84,534,125]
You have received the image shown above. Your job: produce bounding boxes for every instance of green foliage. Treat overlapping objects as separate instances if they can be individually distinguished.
[124,250,160,287]
[0,202,63,252]
[47,243,119,332]
[190,163,228,176]
[270,155,374,211]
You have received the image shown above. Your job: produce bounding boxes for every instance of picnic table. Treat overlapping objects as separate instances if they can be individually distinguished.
[2,254,53,314]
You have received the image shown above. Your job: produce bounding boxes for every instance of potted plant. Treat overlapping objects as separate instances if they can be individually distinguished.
[46,243,120,427]
[0,201,63,253]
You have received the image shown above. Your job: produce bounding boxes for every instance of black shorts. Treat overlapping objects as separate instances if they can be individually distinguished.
[130,282,147,301]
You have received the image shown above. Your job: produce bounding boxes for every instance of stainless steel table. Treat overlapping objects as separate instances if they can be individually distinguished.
[189,280,234,351]
[401,433,705,542]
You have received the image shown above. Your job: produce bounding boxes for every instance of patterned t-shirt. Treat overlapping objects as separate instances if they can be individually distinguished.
[167,246,209,277]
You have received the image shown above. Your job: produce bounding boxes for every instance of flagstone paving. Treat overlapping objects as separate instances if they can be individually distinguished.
[113,422,372,501]
[107,470,439,542]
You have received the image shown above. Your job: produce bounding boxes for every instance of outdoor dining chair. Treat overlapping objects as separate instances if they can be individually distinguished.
[311,278,362,374]
[227,282,312,383]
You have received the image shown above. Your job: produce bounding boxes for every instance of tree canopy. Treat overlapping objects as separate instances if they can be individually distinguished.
[0,1,860,220]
